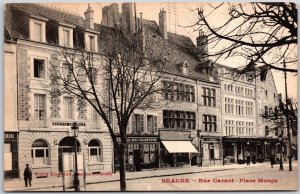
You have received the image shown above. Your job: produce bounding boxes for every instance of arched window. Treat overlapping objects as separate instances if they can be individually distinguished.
[88,139,102,162]
[31,139,49,165]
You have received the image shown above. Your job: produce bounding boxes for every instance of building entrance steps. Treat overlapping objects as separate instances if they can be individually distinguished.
[4,161,297,192]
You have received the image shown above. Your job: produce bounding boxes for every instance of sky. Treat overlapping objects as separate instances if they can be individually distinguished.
[41,2,298,100]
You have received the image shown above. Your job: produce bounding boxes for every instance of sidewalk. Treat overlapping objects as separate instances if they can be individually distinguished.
[4,161,294,192]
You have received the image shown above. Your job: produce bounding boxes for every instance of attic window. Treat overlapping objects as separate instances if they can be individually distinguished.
[180,61,189,75]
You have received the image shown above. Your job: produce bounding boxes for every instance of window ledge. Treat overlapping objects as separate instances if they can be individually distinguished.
[87,162,104,165]
[32,165,51,169]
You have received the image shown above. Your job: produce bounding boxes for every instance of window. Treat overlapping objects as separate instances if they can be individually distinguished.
[142,144,156,164]
[264,106,269,118]
[34,59,45,78]
[89,36,95,52]
[202,87,216,106]
[88,139,102,162]
[202,115,217,132]
[31,140,49,165]
[34,23,42,42]
[274,93,276,99]
[34,94,46,120]
[265,126,269,136]
[236,121,245,135]
[236,100,244,115]
[132,114,144,134]
[64,97,74,119]
[163,110,195,129]
[147,115,158,134]
[225,97,234,114]
[162,81,195,102]
[245,101,253,116]
[265,90,268,96]
[225,120,234,135]
[63,29,70,47]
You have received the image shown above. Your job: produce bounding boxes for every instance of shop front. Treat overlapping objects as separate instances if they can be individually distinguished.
[159,130,198,168]
[201,136,222,166]
[222,136,279,164]
[115,135,160,171]
[4,132,19,179]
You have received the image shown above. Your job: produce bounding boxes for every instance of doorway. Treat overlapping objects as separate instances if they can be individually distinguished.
[58,137,80,173]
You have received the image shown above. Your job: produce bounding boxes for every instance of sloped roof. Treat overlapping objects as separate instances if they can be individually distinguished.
[141,19,219,83]
[10,3,85,26]
[5,3,219,84]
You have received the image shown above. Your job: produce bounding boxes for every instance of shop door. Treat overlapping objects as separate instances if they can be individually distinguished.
[134,150,141,171]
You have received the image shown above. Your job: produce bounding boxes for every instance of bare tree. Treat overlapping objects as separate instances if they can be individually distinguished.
[194,2,297,77]
[49,28,173,191]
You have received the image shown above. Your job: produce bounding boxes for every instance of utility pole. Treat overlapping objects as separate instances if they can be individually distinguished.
[284,60,292,171]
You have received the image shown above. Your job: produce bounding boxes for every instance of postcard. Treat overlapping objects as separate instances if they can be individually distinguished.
[3,2,298,191]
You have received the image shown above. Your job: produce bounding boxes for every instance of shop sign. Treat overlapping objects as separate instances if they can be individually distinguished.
[116,137,158,143]
[4,132,17,141]
[159,130,191,140]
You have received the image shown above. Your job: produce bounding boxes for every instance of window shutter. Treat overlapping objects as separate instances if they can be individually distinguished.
[140,114,144,133]
[114,113,119,133]
[153,116,158,133]
[132,114,136,133]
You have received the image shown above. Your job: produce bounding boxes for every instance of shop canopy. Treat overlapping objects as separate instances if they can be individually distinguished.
[161,141,198,153]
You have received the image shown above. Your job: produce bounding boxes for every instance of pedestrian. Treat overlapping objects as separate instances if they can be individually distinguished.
[252,154,256,164]
[23,164,32,187]
[270,154,275,168]
[246,152,251,166]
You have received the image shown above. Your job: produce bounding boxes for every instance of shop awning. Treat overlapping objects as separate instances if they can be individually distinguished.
[161,141,198,153]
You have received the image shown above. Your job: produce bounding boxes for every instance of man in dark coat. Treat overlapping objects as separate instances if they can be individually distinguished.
[270,154,275,168]
[23,164,32,187]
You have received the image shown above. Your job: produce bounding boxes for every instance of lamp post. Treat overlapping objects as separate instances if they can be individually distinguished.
[278,133,284,171]
[197,129,202,167]
[72,122,80,191]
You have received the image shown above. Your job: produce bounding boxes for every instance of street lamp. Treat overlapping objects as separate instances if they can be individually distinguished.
[71,122,80,191]
[278,133,284,171]
[197,129,202,167]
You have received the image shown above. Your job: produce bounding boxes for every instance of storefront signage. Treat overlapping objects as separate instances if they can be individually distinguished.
[116,137,158,143]
[4,132,17,140]
[159,130,191,140]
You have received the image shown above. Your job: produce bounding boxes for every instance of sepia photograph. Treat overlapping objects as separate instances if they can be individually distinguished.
[3,1,298,191]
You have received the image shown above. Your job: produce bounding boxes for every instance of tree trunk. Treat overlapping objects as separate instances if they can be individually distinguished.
[118,144,126,191]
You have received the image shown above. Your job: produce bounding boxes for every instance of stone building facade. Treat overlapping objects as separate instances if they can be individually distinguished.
[4,4,113,180]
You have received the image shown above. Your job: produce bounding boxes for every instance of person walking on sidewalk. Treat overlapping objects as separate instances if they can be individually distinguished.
[270,154,275,168]
[23,164,32,187]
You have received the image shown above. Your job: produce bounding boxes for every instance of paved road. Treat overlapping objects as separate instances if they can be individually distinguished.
[31,163,298,191]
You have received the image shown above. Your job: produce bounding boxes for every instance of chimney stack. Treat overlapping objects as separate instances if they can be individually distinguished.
[122,3,135,35]
[196,30,208,62]
[159,8,167,39]
[101,3,119,28]
[84,4,94,29]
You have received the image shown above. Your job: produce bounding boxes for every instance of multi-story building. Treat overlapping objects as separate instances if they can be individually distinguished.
[4,4,113,180]
[256,69,281,160]
[217,65,257,163]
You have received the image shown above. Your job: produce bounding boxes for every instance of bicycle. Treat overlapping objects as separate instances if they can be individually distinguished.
[125,164,136,172]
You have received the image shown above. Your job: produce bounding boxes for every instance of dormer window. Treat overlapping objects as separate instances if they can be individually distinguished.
[85,30,98,52]
[59,23,75,48]
[29,16,48,43]
[89,36,95,51]
[180,61,189,75]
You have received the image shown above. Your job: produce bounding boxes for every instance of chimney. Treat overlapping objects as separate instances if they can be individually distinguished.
[84,4,94,29]
[122,3,135,35]
[101,3,119,28]
[196,30,208,62]
[159,8,167,39]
